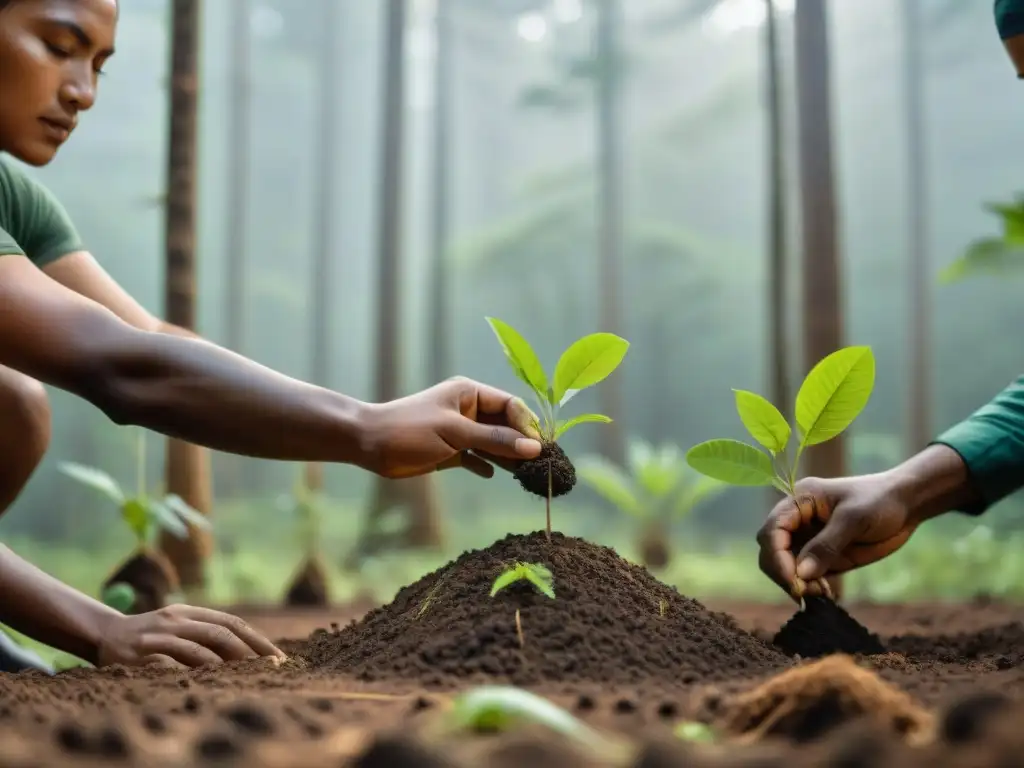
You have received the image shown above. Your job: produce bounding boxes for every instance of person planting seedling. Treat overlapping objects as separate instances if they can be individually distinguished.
[577,439,726,570]
[685,346,876,603]
[59,430,209,614]
[486,317,629,538]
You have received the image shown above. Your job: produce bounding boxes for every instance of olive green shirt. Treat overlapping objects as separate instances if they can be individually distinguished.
[933,375,1024,515]
[0,156,84,266]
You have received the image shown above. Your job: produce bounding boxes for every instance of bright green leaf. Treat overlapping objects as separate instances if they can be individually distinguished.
[523,564,555,599]
[486,317,550,401]
[685,439,777,487]
[58,462,125,505]
[162,494,211,530]
[102,582,136,613]
[674,720,716,743]
[148,499,189,539]
[554,413,612,439]
[732,389,791,453]
[576,457,642,516]
[552,333,629,405]
[795,346,876,447]
[121,499,151,543]
[490,567,523,597]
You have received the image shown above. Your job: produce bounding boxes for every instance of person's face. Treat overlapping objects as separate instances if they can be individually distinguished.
[0,0,116,166]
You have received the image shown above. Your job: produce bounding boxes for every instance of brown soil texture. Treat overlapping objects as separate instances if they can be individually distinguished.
[772,597,887,658]
[102,548,178,615]
[284,557,329,608]
[514,442,576,498]
[299,532,789,687]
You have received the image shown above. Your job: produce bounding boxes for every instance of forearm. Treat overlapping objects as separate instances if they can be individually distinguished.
[82,326,375,467]
[887,444,979,525]
[0,544,117,666]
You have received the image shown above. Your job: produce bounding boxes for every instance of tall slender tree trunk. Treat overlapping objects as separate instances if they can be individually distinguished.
[159,0,213,593]
[427,0,452,385]
[794,0,845,598]
[595,0,626,465]
[902,0,930,454]
[219,0,250,500]
[763,0,790,512]
[306,0,341,494]
[352,0,442,565]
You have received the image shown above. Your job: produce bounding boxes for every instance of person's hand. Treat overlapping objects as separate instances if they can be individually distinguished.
[96,605,287,669]
[357,376,544,480]
[756,474,921,602]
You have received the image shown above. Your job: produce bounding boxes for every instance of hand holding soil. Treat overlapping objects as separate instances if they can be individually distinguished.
[358,376,542,480]
[756,475,923,600]
[95,604,286,670]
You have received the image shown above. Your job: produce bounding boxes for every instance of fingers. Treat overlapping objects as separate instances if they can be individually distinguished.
[168,606,286,660]
[436,451,495,479]
[469,449,521,475]
[756,500,801,601]
[450,378,544,449]
[794,504,865,582]
[140,653,188,670]
[443,417,541,462]
[137,634,225,668]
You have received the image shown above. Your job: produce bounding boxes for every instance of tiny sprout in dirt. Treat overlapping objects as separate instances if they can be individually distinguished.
[58,429,209,613]
[486,316,629,538]
[490,562,556,600]
[578,439,726,570]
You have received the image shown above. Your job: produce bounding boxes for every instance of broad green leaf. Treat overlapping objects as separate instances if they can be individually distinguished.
[939,237,1024,284]
[795,346,875,447]
[486,317,550,401]
[58,462,124,505]
[733,389,791,453]
[148,499,189,539]
[490,568,523,597]
[554,413,612,439]
[523,564,555,599]
[685,439,776,487]
[162,494,211,530]
[552,333,629,405]
[121,498,151,542]
[634,444,686,499]
[577,458,642,516]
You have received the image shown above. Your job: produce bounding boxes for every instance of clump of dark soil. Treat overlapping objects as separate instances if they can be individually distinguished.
[513,442,576,498]
[300,532,788,687]
[284,557,329,607]
[719,655,933,745]
[101,548,178,614]
[772,597,886,658]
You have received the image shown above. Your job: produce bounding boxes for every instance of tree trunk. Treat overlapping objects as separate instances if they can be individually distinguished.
[353,0,443,567]
[794,0,845,599]
[595,0,626,465]
[306,0,342,500]
[158,0,213,594]
[427,0,452,385]
[902,0,931,455]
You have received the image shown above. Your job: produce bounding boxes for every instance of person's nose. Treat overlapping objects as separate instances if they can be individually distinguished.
[59,66,97,112]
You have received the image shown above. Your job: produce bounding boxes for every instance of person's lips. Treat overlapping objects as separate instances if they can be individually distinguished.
[39,116,74,142]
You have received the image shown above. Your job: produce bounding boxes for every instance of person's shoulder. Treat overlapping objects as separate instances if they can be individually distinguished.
[0,155,52,198]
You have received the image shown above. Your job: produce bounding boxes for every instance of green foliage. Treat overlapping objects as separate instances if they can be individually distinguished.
[101,582,137,614]
[940,194,1024,283]
[490,562,556,600]
[486,317,628,443]
[674,720,716,743]
[577,439,726,522]
[686,347,876,496]
[58,429,210,548]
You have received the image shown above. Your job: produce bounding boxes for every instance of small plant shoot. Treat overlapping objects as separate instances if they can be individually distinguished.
[685,346,875,497]
[490,562,556,600]
[486,316,629,537]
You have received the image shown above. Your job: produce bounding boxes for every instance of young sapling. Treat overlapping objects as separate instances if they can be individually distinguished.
[685,346,876,603]
[486,317,629,538]
[491,562,555,649]
[281,464,330,607]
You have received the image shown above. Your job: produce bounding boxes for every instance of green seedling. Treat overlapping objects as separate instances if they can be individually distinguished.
[59,430,210,551]
[281,465,330,607]
[101,582,137,614]
[487,316,630,538]
[674,720,717,744]
[577,439,726,570]
[940,194,1024,284]
[490,562,556,600]
[685,346,876,600]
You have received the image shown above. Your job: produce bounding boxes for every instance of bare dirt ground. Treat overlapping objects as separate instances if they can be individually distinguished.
[3,533,1024,767]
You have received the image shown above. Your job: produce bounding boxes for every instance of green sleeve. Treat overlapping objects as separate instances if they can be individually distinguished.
[0,158,84,267]
[931,375,1024,515]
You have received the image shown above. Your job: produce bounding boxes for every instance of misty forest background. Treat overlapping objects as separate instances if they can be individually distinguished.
[4,0,1024,612]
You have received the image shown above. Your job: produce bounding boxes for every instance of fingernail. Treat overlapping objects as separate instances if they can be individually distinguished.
[796,556,819,580]
[515,438,542,457]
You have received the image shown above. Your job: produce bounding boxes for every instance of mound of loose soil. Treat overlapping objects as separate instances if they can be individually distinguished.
[719,655,933,745]
[888,621,1024,663]
[284,557,329,607]
[301,532,789,687]
[513,442,576,498]
[102,548,178,615]
[772,597,886,658]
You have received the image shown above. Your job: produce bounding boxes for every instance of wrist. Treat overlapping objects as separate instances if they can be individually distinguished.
[886,443,977,527]
[332,395,379,469]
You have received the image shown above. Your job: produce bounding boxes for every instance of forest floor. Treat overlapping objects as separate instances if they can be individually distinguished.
[3,531,1024,767]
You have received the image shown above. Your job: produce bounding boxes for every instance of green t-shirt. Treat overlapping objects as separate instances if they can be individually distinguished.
[933,375,1024,515]
[0,156,84,267]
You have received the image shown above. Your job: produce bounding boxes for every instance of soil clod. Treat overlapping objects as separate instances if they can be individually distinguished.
[513,442,576,498]
[773,597,886,658]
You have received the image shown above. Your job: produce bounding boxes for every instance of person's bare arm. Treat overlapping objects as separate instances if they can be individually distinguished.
[4,253,370,463]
